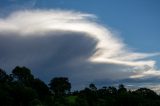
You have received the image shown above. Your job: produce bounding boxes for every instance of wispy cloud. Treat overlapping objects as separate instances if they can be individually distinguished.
[0,9,159,89]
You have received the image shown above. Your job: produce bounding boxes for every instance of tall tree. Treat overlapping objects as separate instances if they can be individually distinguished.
[49,77,71,96]
[89,83,97,91]
[118,84,127,94]
[0,68,8,83]
[12,66,34,82]
[135,88,158,99]
[12,66,34,86]
[32,78,50,100]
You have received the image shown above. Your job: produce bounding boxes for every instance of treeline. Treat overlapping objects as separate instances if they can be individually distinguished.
[1,66,160,106]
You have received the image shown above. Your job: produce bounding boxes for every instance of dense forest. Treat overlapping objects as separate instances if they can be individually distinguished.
[1,66,160,106]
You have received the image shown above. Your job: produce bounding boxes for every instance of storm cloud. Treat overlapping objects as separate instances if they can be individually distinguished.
[0,9,159,88]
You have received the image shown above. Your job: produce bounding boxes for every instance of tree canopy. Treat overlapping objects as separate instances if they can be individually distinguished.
[0,66,160,106]
[49,77,71,96]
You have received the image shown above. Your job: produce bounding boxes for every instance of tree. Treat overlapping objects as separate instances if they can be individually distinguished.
[12,66,34,85]
[89,83,97,91]
[134,88,158,99]
[0,68,8,83]
[49,77,71,96]
[32,78,50,100]
[118,84,127,94]
[107,86,117,95]
[11,84,38,106]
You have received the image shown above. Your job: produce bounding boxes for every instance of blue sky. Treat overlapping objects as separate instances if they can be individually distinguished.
[40,0,160,50]
[0,0,160,91]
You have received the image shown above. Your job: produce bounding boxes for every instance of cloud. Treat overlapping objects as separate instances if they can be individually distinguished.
[0,9,159,89]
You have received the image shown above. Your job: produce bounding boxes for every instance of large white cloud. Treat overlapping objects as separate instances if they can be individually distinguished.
[0,9,159,88]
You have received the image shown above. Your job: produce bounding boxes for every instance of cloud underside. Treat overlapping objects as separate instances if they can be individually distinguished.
[0,10,160,88]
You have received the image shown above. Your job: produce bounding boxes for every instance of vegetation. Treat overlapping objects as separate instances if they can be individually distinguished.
[1,66,160,106]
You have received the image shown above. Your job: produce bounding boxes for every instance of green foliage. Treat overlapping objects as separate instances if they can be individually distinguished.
[1,66,160,106]
[66,96,77,105]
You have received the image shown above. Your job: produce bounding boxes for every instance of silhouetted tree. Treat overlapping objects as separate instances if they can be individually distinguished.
[89,83,97,91]
[49,77,71,96]
[10,83,38,106]
[32,78,50,100]
[2,66,160,106]
[134,88,158,99]
[0,83,13,105]
[0,68,9,83]
[12,66,34,86]
[118,84,127,94]
[108,86,117,95]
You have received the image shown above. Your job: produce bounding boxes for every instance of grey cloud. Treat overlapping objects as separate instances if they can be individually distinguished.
[0,10,160,90]
[0,31,98,82]
[0,31,97,68]
[0,30,137,89]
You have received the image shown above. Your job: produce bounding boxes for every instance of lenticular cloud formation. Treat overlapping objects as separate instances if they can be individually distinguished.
[0,10,159,86]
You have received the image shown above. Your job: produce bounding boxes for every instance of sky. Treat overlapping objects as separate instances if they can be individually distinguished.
[0,0,160,91]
